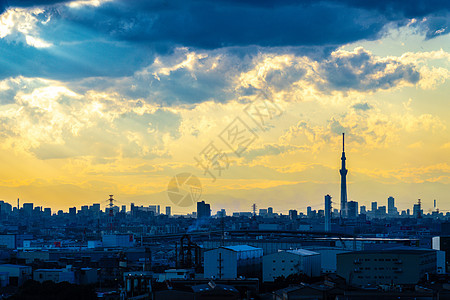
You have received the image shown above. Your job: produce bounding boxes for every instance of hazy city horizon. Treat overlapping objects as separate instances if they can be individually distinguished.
[0,0,449,298]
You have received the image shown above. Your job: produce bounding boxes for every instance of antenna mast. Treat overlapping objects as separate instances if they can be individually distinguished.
[108,195,115,234]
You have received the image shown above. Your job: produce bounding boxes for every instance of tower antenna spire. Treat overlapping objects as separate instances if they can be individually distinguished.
[340,132,348,219]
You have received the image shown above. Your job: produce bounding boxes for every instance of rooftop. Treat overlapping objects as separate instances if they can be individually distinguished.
[286,249,320,256]
[221,245,262,252]
[0,264,30,269]
[338,249,436,255]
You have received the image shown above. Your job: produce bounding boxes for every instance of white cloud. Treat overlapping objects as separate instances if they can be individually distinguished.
[0,7,52,48]
[67,0,114,8]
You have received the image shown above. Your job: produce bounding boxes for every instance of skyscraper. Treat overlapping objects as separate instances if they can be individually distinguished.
[23,203,33,216]
[371,202,378,212]
[360,206,366,214]
[388,196,397,216]
[340,133,348,218]
[347,201,358,219]
[413,200,422,219]
[197,201,211,219]
[324,194,332,232]
[289,209,298,220]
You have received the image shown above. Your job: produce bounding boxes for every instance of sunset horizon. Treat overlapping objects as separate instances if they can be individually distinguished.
[0,0,448,215]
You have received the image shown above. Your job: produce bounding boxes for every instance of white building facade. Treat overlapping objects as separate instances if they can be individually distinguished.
[263,249,321,282]
[204,245,263,279]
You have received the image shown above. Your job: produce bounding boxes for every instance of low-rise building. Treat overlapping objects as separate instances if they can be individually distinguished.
[303,246,352,273]
[263,249,321,282]
[33,268,75,284]
[77,267,98,285]
[337,249,438,286]
[204,245,263,279]
[0,264,32,286]
[102,234,134,248]
[159,269,194,281]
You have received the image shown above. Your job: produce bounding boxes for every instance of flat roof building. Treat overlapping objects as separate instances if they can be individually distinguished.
[0,264,32,286]
[263,249,321,282]
[337,249,438,286]
[204,245,263,279]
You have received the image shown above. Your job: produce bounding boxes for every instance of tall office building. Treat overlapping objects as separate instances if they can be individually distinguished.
[339,133,348,218]
[23,203,33,216]
[307,206,312,218]
[324,194,332,232]
[165,206,171,216]
[149,205,160,215]
[378,206,387,216]
[388,196,398,216]
[289,209,298,220]
[413,200,422,219]
[217,209,226,218]
[347,201,358,219]
[371,202,378,212]
[69,207,76,217]
[197,201,211,219]
[43,207,51,217]
[360,205,366,214]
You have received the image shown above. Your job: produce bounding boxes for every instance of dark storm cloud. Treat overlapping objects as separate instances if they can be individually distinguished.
[0,0,68,13]
[421,13,450,38]
[68,0,384,49]
[77,0,450,48]
[4,0,450,49]
[0,0,448,82]
[319,48,420,91]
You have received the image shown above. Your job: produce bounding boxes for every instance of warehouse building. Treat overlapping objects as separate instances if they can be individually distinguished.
[33,268,75,284]
[263,249,321,282]
[204,245,263,279]
[337,249,439,286]
[0,264,32,286]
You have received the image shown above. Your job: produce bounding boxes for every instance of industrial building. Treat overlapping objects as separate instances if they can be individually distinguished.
[102,234,135,248]
[33,268,75,284]
[337,249,439,286]
[262,249,321,282]
[303,246,352,273]
[204,245,263,279]
[0,264,32,286]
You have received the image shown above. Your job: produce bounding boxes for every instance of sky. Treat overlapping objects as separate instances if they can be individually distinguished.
[0,0,449,214]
